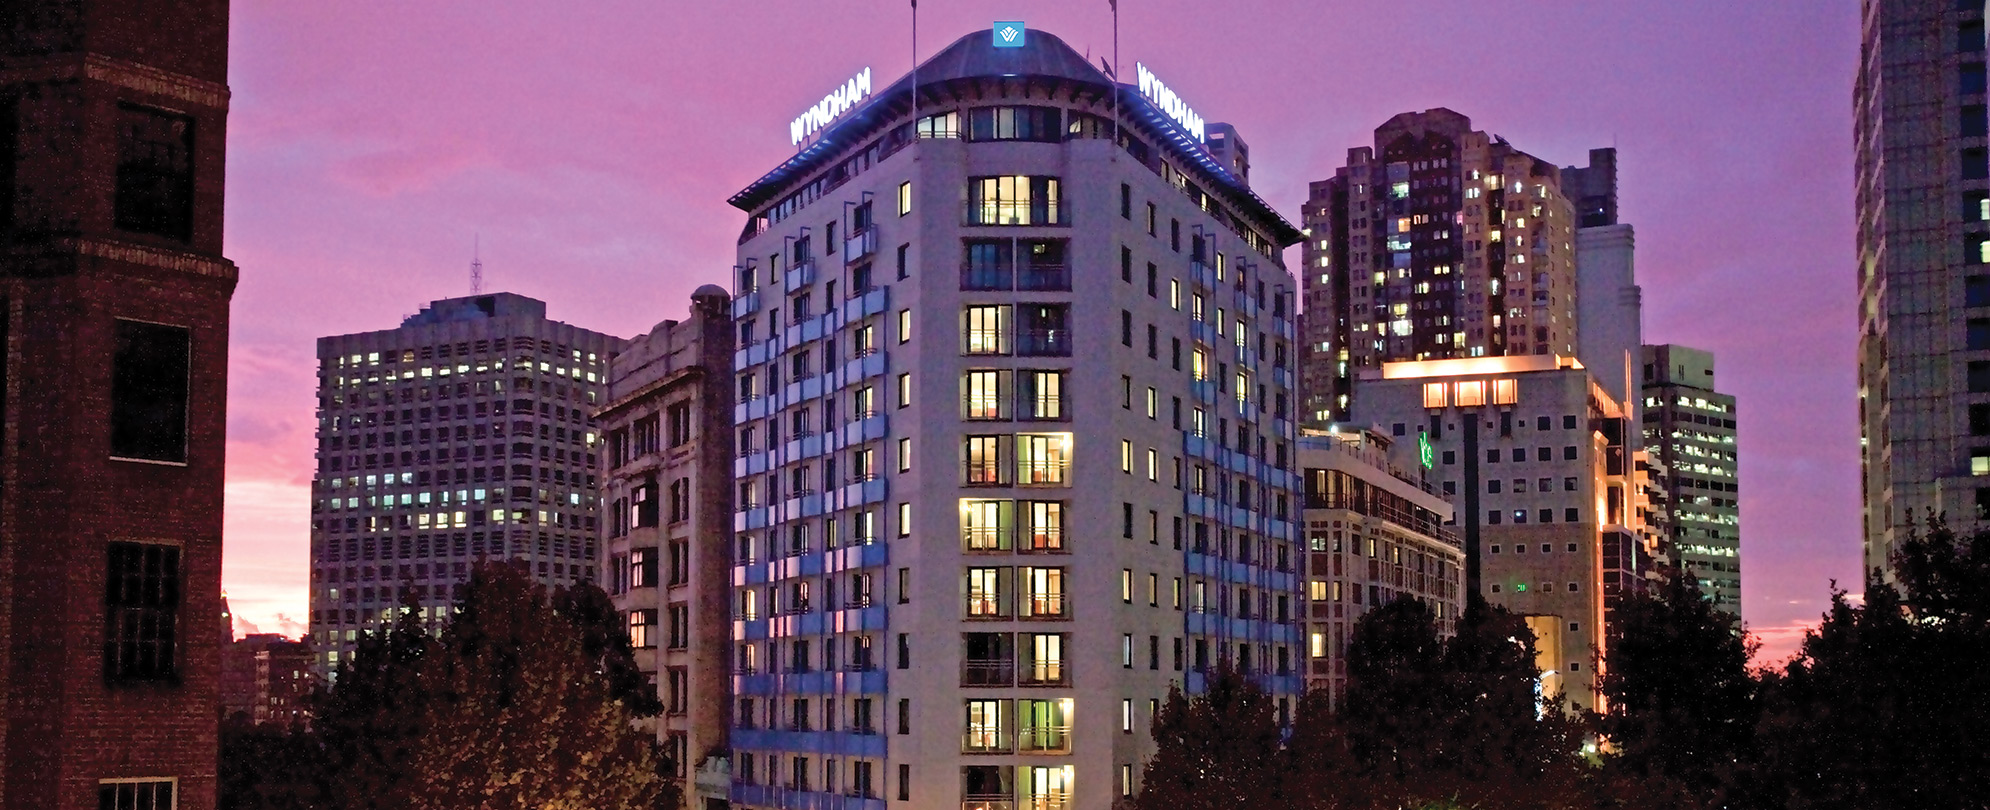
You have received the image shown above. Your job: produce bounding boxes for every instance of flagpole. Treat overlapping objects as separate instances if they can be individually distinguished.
[911,0,919,120]
[1111,0,1119,159]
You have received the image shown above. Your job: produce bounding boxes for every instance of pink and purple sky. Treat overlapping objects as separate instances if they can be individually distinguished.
[221,2,1859,663]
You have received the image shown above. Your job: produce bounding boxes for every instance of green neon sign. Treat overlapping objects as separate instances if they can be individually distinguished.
[1419,432,1434,469]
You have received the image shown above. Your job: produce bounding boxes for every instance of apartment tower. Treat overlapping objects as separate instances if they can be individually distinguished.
[1299,109,1579,427]
[596,287,736,809]
[1856,0,1990,577]
[724,27,1304,810]
[307,293,622,676]
[1,1,236,807]
[1641,345,1741,617]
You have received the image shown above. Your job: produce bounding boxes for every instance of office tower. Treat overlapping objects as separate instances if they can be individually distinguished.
[1296,429,1461,708]
[1352,356,1649,711]
[1563,149,1643,424]
[1857,0,1990,577]
[1641,345,1741,617]
[0,1,235,806]
[307,293,622,677]
[724,27,1303,810]
[597,287,735,810]
[1299,109,1579,427]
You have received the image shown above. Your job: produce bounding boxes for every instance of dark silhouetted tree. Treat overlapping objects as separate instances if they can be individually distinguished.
[1134,660,1283,810]
[1756,520,1990,810]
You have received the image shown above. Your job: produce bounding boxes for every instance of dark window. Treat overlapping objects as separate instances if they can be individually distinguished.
[105,542,180,682]
[1972,404,1990,435]
[1121,246,1133,282]
[1121,183,1132,219]
[113,104,195,241]
[965,106,1061,142]
[1018,305,1071,356]
[1971,275,1990,307]
[1966,147,1990,180]
[1564,507,1580,522]
[99,780,176,810]
[1965,104,1988,137]
[1977,487,1990,520]
[1563,445,1578,460]
[1121,310,1133,347]
[1970,319,1990,351]
[963,240,1014,290]
[1971,361,1990,393]
[1170,219,1181,251]
[1,94,15,231]
[111,320,190,463]
[896,243,910,279]
[1965,62,1988,95]
[1963,19,1985,53]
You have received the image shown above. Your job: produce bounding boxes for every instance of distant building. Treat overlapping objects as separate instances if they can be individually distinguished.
[221,634,315,727]
[1563,148,1643,428]
[596,287,735,810]
[1856,0,1990,577]
[1641,345,1741,617]
[1,0,236,806]
[1297,428,1461,707]
[307,293,623,677]
[1300,109,1581,427]
[1352,355,1651,711]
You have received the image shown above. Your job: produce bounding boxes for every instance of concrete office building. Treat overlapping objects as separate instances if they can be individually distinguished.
[1641,345,1741,617]
[1562,148,1643,426]
[1297,429,1461,707]
[2,1,237,806]
[1352,356,1649,711]
[724,27,1303,810]
[220,634,315,726]
[1299,109,1581,427]
[1856,0,1990,576]
[597,288,736,810]
[307,293,622,677]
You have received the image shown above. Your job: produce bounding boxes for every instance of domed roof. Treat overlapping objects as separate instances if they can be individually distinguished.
[693,283,729,300]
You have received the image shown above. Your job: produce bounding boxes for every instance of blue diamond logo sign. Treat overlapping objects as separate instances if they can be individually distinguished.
[993,21,1025,48]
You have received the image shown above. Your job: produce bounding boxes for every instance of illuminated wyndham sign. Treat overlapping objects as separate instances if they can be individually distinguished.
[1136,62,1204,142]
[791,67,873,146]
[993,21,1026,48]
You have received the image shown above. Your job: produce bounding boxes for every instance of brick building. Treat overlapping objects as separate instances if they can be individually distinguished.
[1,1,237,808]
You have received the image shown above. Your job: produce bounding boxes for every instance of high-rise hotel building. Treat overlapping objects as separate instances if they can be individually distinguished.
[596,287,736,810]
[308,293,622,676]
[1856,0,1990,576]
[1641,345,1741,616]
[1299,109,1581,428]
[724,28,1303,810]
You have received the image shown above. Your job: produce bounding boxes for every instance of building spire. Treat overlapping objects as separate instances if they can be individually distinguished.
[470,232,484,295]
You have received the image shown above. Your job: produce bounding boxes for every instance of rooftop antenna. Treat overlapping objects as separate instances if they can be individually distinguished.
[470,233,484,295]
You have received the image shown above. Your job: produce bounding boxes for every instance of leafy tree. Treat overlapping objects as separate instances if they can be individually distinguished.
[1755,521,1990,810]
[224,563,671,810]
[407,562,665,809]
[1593,561,1757,809]
[1134,660,1283,810]
[553,582,664,718]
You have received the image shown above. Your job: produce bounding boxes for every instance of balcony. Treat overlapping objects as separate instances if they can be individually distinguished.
[963,201,1068,227]
[961,729,1013,755]
[1017,725,1071,754]
[964,799,1016,810]
[964,527,1013,552]
[961,658,1015,687]
[845,226,878,263]
[965,591,1009,620]
[784,259,817,293]
[1017,662,1067,687]
[961,264,1072,292]
[1016,460,1069,487]
[1019,593,1066,619]
[1015,329,1070,357]
[1019,527,1064,553]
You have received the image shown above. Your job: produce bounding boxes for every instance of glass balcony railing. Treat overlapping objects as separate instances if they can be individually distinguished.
[961,729,1013,755]
[1018,661,1067,686]
[963,201,1068,227]
[961,658,1015,687]
[1017,725,1071,754]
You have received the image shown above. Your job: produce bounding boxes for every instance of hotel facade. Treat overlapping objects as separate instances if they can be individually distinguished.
[723,27,1303,810]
